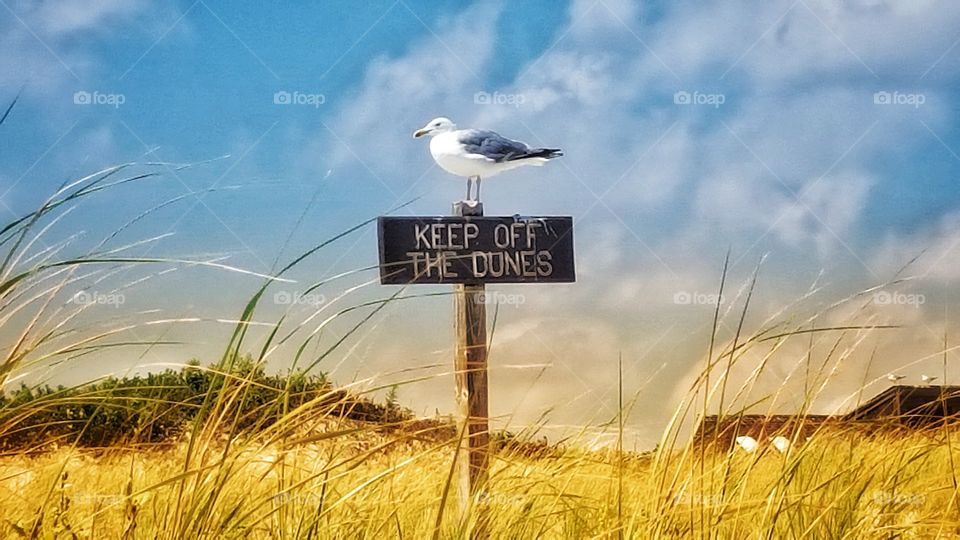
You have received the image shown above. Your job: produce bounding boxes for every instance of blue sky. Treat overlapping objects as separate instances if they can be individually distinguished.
[3,0,960,448]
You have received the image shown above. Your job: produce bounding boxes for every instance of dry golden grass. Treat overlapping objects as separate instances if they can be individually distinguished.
[1,423,958,538]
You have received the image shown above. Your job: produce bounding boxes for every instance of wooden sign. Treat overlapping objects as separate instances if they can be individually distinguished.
[377,215,575,285]
[377,203,575,538]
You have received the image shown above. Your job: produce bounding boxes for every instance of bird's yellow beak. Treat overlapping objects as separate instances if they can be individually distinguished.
[413,127,429,138]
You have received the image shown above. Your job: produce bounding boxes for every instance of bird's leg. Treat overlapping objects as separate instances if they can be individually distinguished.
[465,177,472,201]
[476,177,482,202]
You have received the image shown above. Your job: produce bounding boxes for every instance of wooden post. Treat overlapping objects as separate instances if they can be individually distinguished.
[453,201,490,537]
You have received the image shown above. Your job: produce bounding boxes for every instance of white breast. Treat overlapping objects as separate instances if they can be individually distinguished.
[430,132,498,178]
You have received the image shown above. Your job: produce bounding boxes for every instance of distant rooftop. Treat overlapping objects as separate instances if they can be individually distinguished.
[696,385,960,444]
[843,385,960,423]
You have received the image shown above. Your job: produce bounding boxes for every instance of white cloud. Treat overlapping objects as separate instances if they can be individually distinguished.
[305,0,960,447]
[776,171,874,256]
[302,2,503,201]
[0,1,180,100]
[871,211,960,283]
[32,0,148,35]
[650,0,960,84]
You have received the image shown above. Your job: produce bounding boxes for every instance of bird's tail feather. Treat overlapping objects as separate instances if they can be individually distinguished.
[508,148,563,161]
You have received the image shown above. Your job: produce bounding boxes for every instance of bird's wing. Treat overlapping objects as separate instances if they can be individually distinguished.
[457,129,531,162]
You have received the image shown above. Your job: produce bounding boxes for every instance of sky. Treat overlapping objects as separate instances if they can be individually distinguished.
[2,0,960,449]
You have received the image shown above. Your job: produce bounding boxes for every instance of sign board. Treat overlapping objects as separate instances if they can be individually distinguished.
[377,216,575,284]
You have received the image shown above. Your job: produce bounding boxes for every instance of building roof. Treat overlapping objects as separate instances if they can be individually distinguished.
[844,385,960,421]
[697,386,960,442]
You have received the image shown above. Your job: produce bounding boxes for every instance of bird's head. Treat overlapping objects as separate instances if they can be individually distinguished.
[414,117,456,138]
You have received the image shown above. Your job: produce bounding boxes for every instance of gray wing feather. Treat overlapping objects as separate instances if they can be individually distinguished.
[457,130,530,162]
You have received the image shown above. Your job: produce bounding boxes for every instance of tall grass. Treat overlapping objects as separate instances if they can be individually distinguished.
[2,419,959,537]
[2,203,956,538]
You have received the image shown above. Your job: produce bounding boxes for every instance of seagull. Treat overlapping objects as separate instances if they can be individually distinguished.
[887,374,906,383]
[921,374,938,385]
[413,117,563,203]
[735,435,758,453]
[771,435,791,454]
